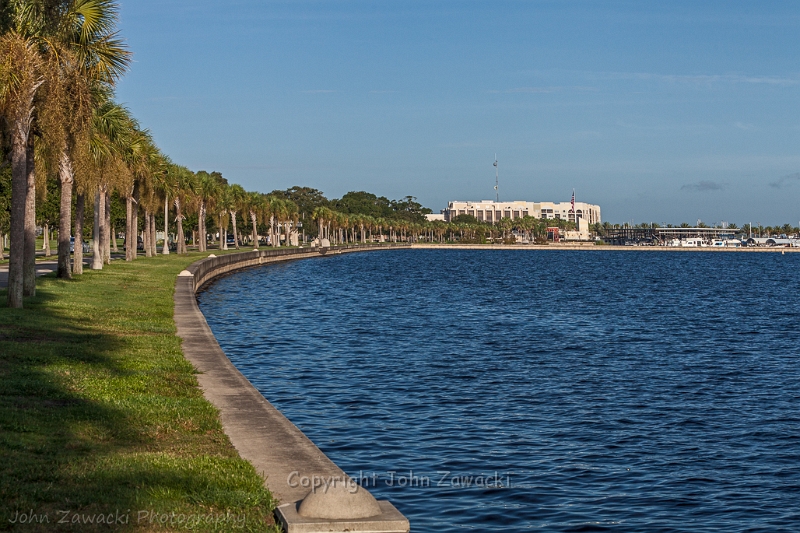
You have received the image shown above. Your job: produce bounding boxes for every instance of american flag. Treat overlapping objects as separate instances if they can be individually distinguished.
[570,189,575,213]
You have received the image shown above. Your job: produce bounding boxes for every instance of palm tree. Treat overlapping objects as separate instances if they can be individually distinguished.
[284,199,299,246]
[214,183,232,250]
[228,183,245,249]
[151,156,174,255]
[312,206,333,243]
[195,171,218,252]
[41,0,131,277]
[245,191,263,249]
[175,166,195,254]
[0,31,43,307]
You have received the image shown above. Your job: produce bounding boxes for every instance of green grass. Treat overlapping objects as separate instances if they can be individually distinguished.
[0,253,280,532]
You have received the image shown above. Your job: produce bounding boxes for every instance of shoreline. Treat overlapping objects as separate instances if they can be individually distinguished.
[173,244,411,532]
[410,243,800,252]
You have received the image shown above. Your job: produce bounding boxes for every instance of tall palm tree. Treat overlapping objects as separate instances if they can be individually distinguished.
[42,0,131,277]
[244,191,263,249]
[286,200,299,246]
[168,164,194,254]
[265,195,281,247]
[150,155,177,255]
[215,183,232,250]
[80,93,132,268]
[0,31,43,307]
[195,171,218,252]
[227,183,245,249]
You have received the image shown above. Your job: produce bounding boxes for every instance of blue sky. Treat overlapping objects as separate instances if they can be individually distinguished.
[116,1,800,225]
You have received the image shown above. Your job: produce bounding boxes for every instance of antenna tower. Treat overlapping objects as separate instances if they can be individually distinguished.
[493,154,499,203]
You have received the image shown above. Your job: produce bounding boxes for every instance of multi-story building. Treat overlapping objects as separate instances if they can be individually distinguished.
[443,200,601,225]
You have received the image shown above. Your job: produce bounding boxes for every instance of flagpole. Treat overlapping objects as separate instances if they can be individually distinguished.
[493,155,499,203]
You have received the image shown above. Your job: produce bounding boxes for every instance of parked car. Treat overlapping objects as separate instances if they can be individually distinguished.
[123,236,144,251]
[70,236,90,253]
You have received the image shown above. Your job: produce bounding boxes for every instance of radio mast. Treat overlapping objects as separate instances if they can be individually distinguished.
[493,154,499,203]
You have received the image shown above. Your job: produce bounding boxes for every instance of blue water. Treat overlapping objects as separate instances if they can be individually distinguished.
[197,250,800,532]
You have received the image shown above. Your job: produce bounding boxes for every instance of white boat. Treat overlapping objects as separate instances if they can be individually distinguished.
[710,239,741,247]
[680,238,706,247]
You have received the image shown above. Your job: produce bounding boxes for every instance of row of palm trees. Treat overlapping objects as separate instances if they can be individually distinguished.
[1,0,136,307]
[309,208,571,245]
[0,2,309,309]
[190,179,302,253]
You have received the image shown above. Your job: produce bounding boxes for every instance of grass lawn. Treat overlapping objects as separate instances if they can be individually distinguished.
[0,253,280,532]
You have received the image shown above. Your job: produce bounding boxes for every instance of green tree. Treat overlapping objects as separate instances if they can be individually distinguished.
[451,213,479,225]
[270,186,327,237]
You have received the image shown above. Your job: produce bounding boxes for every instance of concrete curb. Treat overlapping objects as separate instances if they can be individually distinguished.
[173,245,410,533]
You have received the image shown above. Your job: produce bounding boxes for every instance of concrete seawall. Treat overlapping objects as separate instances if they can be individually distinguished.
[173,245,410,533]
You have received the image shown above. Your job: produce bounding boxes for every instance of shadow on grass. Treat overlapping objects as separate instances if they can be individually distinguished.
[0,271,278,532]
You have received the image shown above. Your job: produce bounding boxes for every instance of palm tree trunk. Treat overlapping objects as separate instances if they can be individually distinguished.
[23,137,36,296]
[73,192,84,275]
[251,213,258,249]
[130,183,139,259]
[57,150,73,279]
[162,199,170,255]
[103,188,111,264]
[92,190,103,270]
[6,131,27,307]
[230,211,239,249]
[175,198,185,254]
[143,209,152,257]
[111,224,118,252]
[125,195,133,261]
[44,225,51,256]
[149,212,157,256]
[199,201,206,252]
[6,63,42,307]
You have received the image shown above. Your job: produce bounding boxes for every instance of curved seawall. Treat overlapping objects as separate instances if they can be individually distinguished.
[173,245,410,533]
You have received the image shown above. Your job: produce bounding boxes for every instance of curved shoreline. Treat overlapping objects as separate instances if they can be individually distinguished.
[173,245,410,532]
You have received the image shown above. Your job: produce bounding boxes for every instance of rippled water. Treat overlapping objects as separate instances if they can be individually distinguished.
[198,250,800,532]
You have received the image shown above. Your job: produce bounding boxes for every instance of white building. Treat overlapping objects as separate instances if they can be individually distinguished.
[443,200,601,225]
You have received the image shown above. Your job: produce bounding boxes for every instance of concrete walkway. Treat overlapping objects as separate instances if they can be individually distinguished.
[0,257,99,289]
[0,260,59,288]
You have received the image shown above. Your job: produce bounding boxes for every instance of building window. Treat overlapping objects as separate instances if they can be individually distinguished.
[513,211,520,219]
[459,210,466,215]
[468,210,474,216]
[504,211,511,219]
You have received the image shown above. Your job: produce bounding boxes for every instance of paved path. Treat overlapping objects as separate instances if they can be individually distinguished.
[0,261,59,289]
[0,258,96,288]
